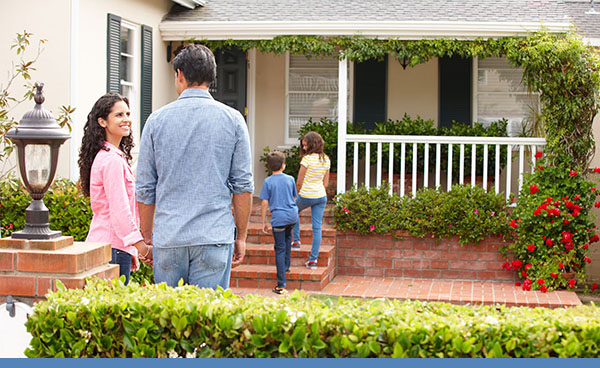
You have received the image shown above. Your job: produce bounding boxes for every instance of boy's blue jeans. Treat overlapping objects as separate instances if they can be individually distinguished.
[272,223,295,288]
[293,195,327,262]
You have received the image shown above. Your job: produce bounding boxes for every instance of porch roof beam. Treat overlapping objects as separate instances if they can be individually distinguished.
[159,20,570,41]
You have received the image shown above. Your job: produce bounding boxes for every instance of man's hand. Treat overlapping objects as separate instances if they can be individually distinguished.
[232,238,246,268]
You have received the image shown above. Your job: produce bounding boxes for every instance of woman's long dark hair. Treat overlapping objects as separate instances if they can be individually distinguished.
[300,131,327,162]
[78,92,133,196]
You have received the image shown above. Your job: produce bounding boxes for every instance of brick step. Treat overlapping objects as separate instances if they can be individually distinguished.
[243,243,335,268]
[230,264,335,291]
[246,223,336,245]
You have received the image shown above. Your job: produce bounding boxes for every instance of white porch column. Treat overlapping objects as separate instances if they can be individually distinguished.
[336,54,348,194]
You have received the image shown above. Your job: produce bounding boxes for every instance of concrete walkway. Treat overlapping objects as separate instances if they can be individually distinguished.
[232,275,582,308]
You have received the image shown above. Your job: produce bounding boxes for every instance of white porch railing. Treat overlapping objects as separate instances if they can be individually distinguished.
[338,134,547,201]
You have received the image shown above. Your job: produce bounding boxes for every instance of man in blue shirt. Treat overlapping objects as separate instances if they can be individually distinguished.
[260,151,299,294]
[136,44,253,289]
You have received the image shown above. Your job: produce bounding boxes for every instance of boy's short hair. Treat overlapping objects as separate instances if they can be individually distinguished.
[266,151,286,172]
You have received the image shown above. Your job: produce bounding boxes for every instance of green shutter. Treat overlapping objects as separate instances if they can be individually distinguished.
[107,13,121,93]
[140,24,153,130]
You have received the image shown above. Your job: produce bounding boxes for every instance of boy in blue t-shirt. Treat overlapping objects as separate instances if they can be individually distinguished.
[260,151,299,294]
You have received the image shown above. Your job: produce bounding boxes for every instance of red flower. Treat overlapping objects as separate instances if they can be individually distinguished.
[537,278,545,285]
[563,219,570,225]
[533,209,542,216]
[527,244,536,252]
[595,202,600,208]
[515,282,521,286]
[592,283,598,291]
[574,194,581,200]
[545,238,554,246]
[522,279,532,291]
[501,262,511,270]
[369,225,375,232]
[567,279,576,289]
[550,272,558,279]
[594,168,600,173]
[537,165,544,171]
[509,219,519,229]
[535,152,543,159]
[546,197,553,203]
[570,170,577,177]
[583,256,591,264]
[524,264,532,271]
[582,243,589,250]
[343,207,349,214]
[540,285,548,293]
[530,184,539,194]
[590,234,600,243]
[559,263,564,269]
[521,270,527,278]
[512,260,523,269]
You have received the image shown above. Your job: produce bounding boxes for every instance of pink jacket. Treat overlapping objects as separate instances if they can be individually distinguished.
[86,142,143,263]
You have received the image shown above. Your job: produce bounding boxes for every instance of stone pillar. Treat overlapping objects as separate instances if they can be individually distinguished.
[0,236,118,305]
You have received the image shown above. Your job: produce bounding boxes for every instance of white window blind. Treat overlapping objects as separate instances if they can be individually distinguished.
[475,57,539,137]
[286,54,339,142]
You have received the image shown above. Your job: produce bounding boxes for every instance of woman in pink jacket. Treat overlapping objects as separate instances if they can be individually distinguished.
[78,93,151,284]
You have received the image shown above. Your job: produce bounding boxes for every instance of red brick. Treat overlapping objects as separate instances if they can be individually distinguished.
[300,282,323,291]
[355,258,374,267]
[476,271,496,281]
[236,279,258,288]
[0,252,14,271]
[414,241,431,250]
[393,259,411,268]
[422,270,442,278]
[374,259,393,268]
[28,236,73,251]
[421,250,442,260]
[385,268,404,277]
[393,240,415,249]
[411,260,430,269]
[57,277,86,290]
[440,251,460,260]
[346,249,366,258]
[0,238,27,249]
[364,268,384,277]
[403,269,422,278]
[338,258,355,267]
[404,250,423,259]
[17,252,83,274]
[375,240,394,249]
[337,238,356,248]
[475,252,501,261]
[0,275,35,296]
[365,249,386,258]
[37,277,54,296]
[431,260,449,269]
[383,250,402,259]
[487,243,504,252]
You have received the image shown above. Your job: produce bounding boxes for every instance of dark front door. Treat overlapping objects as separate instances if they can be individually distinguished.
[210,47,247,119]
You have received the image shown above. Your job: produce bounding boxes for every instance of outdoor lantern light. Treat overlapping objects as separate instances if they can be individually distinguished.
[5,82,70,239]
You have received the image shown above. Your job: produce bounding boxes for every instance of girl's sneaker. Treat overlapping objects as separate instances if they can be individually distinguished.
[305,260,317,270]
[291,241,301,250]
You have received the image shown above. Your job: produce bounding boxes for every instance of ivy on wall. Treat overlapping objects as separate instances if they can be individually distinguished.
[201,32,600,169]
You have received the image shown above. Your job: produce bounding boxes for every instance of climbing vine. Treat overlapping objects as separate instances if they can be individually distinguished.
[201,32,600,169]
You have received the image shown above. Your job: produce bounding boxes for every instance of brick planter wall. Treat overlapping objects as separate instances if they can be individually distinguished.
[337,231,516,282]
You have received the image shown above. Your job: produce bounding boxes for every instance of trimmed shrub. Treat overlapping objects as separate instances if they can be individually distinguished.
[333,184,513,245]
[25,278,600,358]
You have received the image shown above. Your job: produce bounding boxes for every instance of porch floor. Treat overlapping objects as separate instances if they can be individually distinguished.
[232,276,582,308]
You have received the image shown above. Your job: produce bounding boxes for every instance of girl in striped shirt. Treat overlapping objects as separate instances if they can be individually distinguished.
[292,131,330,269]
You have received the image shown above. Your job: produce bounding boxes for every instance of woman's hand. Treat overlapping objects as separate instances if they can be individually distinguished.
[131,254,140,272]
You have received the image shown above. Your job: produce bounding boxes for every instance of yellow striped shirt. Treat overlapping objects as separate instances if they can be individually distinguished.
[299,153,330,198]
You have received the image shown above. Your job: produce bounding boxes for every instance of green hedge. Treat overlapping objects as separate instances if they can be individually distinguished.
[25,278,600,358]
[333,184,513,245]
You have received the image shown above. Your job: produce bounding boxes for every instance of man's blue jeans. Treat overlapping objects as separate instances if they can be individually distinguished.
[272,223,295,288]
[110,248,132,285]
[293,195,327,262]
[154,243,233,289]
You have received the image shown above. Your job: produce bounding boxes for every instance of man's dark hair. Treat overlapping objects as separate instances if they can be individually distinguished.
[267,151,286,172]
[172,44,216,87]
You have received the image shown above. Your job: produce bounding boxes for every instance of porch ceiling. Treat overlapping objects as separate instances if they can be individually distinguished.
[160,0,572,41]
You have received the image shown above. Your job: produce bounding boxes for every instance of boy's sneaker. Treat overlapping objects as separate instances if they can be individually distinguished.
[305,260,317,270]
[291,241,301,250]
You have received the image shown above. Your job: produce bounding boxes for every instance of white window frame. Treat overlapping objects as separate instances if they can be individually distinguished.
[284,51,353,145]
[120,20,141,153]
[472,56,540,137]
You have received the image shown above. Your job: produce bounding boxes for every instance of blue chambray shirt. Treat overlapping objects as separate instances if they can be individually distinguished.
[136,88,254,248]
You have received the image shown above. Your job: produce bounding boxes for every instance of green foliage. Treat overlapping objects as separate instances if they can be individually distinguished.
[259,145,301,179]
[333,184,512,245]
[25,278,600,358]
[0,177,91,240]
[206,32,600,170]
[502,157,599,291]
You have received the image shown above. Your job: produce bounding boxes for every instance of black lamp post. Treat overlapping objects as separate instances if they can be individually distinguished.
[5,83,70,239]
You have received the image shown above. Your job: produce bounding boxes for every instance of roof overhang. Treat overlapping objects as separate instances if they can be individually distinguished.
[159,20,572,41]
[171,0,206,10]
